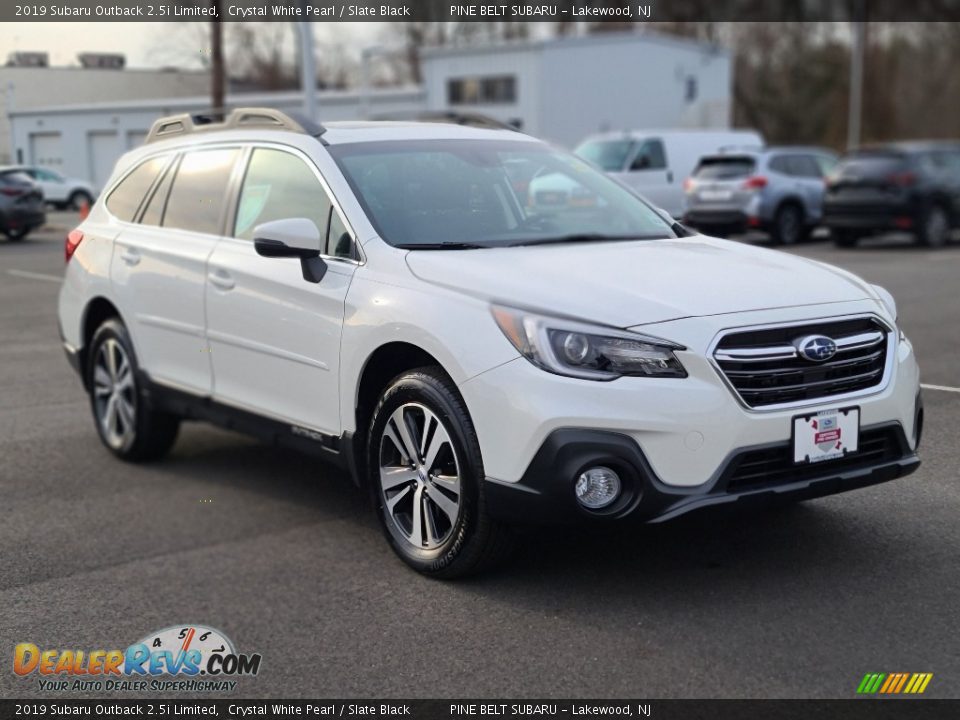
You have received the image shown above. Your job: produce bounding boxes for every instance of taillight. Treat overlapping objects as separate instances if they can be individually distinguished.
[683,177,694,193]
[742,176,768,190]
[0,186,24,197]
[887,172,916,187]
[65,229,84,263]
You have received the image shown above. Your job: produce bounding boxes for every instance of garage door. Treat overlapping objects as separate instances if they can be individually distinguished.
[29,132,63,169]
[87,131,121,192]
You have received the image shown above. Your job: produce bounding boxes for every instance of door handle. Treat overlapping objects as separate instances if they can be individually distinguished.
[208,269,235,291]
[119,247,140,266]
[667,171,674,184]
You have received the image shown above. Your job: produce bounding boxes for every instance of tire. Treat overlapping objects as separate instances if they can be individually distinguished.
[87,319,180,462]
[771,203,804,245]
[3,226,30,241]
[69,190,94,211]
[918,204,949,248]
[832,230,860,248]
[367,366,513,578]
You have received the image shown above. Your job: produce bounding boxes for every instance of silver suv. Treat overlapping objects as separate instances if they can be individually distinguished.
[683,147,838,244]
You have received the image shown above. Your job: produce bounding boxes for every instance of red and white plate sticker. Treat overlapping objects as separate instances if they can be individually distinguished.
[793,407,860,464]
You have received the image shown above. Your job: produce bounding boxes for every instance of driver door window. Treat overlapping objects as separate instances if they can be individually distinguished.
[234,148,337,246]
[629,140,667,172]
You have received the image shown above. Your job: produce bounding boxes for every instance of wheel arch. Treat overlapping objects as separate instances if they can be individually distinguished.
[348,342,453,488]
[78,296,126,389]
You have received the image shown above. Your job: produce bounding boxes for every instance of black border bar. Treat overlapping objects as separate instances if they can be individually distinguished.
[4,0,960,23]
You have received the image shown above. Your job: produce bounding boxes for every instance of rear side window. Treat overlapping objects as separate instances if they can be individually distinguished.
[788,155,822,178]
[140,159,177,227]
[694,157,755,180]
[106,156,168,222]
[163,148,240,235]
[233,148,332,241]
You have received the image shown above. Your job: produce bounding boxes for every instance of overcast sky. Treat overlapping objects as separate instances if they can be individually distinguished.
[1,22,381,69]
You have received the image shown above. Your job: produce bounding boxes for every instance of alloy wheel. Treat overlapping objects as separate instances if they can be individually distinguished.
[92,338,137,451]
[379,403,462,550]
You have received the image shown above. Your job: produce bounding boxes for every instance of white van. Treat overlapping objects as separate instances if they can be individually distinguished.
[575,129,764,217]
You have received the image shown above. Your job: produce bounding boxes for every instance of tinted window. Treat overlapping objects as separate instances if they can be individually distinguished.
[837,152,908,179]
[789,155,823,178]
[330,139,676,248]
[326,208,353,258]
[694,157,756,180]
[814,154,838,176]
[106,156,168,222]
[574,140,635,172]
[234,148,331,241]
[630,139,667,171]
[140,159,176,226]
[163,148,239,235]
[35,168,62,182]
[768,155,792,175]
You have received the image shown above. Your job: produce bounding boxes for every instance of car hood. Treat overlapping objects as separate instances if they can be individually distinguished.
[404,236,877,327]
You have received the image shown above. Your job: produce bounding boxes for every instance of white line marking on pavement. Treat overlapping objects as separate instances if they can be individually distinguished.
[6,269,62,283]
[922,383,960,394]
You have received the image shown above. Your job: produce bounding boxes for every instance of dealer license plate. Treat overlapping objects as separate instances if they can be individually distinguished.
[792,407,860,464]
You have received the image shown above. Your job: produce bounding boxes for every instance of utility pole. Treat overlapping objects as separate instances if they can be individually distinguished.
[847,17,865,150]
[210,2,225,111]
[297,19,319,121]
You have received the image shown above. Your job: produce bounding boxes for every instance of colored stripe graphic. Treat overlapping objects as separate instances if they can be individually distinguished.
[857,672,932,694]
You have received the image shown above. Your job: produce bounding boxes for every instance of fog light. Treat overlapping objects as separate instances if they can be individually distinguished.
[575,466,621,509]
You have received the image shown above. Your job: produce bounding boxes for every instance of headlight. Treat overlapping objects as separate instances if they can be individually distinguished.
[491,305,687,380]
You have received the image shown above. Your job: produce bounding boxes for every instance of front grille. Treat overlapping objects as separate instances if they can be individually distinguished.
[722,425,905,493]
[714,317,891,408]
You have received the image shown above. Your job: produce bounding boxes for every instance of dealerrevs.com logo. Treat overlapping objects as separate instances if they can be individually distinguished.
[13,625,261,693]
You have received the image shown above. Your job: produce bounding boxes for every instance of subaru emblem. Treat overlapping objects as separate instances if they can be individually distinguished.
[796,335,838,362]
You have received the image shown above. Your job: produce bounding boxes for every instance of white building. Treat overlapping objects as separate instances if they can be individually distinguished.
[420,31,731,147]
[7,31,731,190]
[1,65,210,168]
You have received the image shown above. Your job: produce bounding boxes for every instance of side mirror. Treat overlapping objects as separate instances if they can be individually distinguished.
[253,218,327,283]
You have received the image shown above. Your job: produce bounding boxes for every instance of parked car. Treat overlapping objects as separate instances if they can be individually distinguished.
[0,168,46,241]
[683,147,838,244]
[5,165,97,210]
[59,108,921,578]
[823,142,960,247]
[574,129,764,218]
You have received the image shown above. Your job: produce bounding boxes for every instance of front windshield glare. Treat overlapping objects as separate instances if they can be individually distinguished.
[329,139,675,248]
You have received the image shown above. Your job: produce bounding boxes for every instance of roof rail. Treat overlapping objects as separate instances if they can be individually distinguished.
[145,107,326,144]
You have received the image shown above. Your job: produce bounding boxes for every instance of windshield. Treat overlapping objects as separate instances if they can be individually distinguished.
[694,157,756,180]
[573,139,635,172]
[329,139,675,248]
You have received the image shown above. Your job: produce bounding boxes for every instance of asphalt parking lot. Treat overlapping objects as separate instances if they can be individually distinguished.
[2,214,959,700]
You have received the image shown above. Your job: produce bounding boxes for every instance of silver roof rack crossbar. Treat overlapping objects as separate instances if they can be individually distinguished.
[145,107,326,144]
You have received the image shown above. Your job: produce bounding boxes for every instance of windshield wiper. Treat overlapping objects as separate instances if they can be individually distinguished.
[394,242,490,250]
[506,233,666,247]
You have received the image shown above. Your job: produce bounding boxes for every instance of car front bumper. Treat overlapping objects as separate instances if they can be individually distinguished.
[459,304,921,524]
[483,421,919,524]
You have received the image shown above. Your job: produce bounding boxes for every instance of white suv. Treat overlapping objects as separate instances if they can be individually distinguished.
[58,108,923,578]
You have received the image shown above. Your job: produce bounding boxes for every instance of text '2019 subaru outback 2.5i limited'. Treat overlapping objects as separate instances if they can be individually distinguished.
[58,109,923,578]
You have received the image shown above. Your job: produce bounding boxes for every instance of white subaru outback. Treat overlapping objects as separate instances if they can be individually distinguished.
[58,109,923,577]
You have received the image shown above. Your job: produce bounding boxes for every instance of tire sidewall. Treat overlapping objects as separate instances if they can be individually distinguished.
[922,205,948,247]
[367,371,482,574]
[87,319,142,457]
[776,204,802,245]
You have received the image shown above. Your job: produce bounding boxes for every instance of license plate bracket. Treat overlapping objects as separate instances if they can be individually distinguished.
[792,407,860,465]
